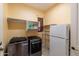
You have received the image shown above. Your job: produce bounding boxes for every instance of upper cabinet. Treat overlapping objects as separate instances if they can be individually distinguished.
[26,21,38,31]
[7,18,38,31]
[38,17,43,32]
[7,18,26,30]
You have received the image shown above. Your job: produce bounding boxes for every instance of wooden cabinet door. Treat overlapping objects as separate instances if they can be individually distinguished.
[38,18,43,32]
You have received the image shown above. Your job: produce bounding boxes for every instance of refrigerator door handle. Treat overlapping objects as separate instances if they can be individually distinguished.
[50,35,68,40]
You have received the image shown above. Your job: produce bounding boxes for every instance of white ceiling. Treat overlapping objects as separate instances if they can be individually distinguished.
[26,3,56,12]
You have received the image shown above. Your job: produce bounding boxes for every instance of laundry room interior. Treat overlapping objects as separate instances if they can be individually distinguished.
[0,3,78,56]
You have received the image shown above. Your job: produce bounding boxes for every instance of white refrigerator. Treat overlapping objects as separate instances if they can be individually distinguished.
[49,24,70,56]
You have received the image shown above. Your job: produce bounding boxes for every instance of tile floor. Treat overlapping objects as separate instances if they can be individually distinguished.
[42,47,49,56]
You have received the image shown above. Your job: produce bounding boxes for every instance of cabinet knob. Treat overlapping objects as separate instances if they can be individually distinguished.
[71,47,78,51]
[71,47,75,50]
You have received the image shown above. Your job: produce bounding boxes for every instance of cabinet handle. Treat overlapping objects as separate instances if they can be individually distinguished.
[71,47,79,51]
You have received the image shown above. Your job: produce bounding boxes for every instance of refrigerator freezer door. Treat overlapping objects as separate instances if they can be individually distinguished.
[49,36,68,56]
[50,25,68,39]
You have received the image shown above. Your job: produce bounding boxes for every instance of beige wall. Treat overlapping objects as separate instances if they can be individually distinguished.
[3,4,44,48]
[44,4,71,25]
[3,4,9,47]
[8,3,44,21]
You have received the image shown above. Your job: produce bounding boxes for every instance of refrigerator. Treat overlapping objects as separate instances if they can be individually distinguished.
[49,24,70,56]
